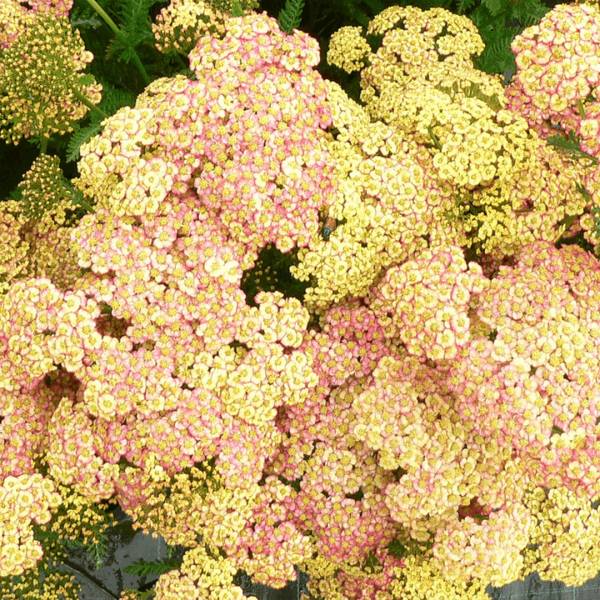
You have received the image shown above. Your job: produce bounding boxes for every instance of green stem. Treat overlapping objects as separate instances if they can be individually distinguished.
[83,0,121,38]
[62,559,119,599]
[83,0,151,85]
[40,137,48,154]
[72,89,109,119]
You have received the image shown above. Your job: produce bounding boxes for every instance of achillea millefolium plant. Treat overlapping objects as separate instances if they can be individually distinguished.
[0,0,600,599]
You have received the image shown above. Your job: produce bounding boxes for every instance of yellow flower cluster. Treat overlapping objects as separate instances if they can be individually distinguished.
[153,0,226,55]
[126,463,221,546]
[327,26,372,73]
[0,157,82,291]
[49,486,116,548]
[301,554,347,600]
[0,570,79,600]
[467,142,588,256]
[0,13,101,143]
[427,100,534,189]
[522,487,600,586]
[0,473,61,577]
[390,556,489,600]
[0,201,29,294]
[326,5,593,257]
[154,544,256,600]
[17,155,76,223]
[356,6,487,113]
[293,82,461,310]
[15,154,82,288]
[367,246,487,361]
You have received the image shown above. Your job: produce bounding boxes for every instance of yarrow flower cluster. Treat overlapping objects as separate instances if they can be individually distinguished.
[0,474,61,577]
[327,5,597,260]
[507,3,600,144]
[0,13,101,143]
[2,5,600,599]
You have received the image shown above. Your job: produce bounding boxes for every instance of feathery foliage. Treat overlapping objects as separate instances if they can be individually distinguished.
[278,0,305,32]
[66,82,135,162]
[106,0,163,63]
[124,558,181,578]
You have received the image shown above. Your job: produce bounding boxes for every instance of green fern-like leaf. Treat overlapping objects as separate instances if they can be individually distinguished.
[510,0,548,27]
[106,0,162,62]
[457,0,477,15]
[66,83,135,162]
[124,558,179,578]
[548,133,599,165]
[278,0,305,33]
[66,122,103,163]
[482,0,505,17]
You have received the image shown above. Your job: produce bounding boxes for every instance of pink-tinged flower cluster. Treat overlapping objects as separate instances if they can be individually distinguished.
[0,279,63,390]
[0,383,60,482]
[368,246,487,361]
[46,399,120,501]
[77,13,335,259]
[507,3,600,147]
[0,0,72,48]
[220,477,312,588]
[431,503,532,587]
[449,242,600,498]
[272,373,397,568]
[19,0,72,16]
[188,13,336,254]
[301,302,391,389]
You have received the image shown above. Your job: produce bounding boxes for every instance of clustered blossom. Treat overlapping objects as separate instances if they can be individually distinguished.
[0,13,101,143]
[3,5,600,599]
[0,0,73,49]
[507,3,600,143]
[368,246,487,360]
[0,201,29,293]
[0,157,82,292]
[0,474,61,577]
[466,141,588,256]
[154,544,255,600]
[188,13,335,254]
[153,0,227,54]
[292,81,460,311]
[522,487,600,586]
[326,5,597,259]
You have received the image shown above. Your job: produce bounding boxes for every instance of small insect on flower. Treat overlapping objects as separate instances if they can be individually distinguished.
[321,216,337,240]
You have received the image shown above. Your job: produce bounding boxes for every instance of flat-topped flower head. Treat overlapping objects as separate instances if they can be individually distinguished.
[0,13,101,143]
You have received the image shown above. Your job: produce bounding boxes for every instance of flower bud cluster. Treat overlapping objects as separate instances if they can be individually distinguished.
[0,13,101,143]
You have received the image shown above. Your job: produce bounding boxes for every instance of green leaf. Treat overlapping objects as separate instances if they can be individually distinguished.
[66,122,103,163]
[457,0,477,14]
[278,0,305,33]
[482,0,505,17]
[547,133,599,165]
[124,559,179,578]
[510,0,548,26]
[106,0,162,62]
